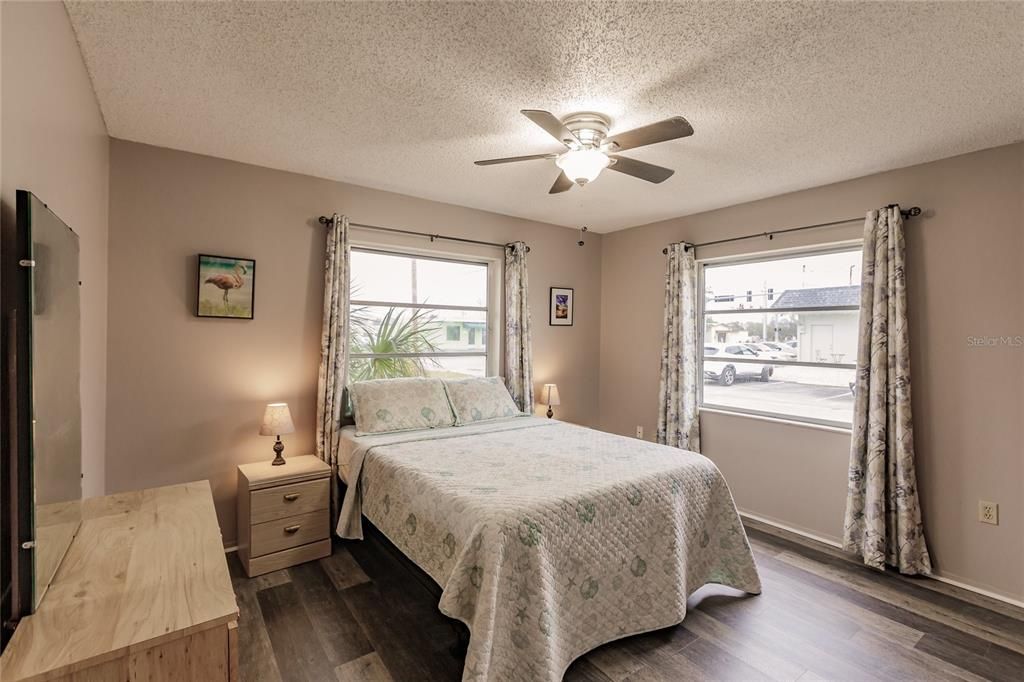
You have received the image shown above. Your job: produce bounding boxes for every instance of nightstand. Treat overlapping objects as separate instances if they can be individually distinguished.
[237,455,332,577]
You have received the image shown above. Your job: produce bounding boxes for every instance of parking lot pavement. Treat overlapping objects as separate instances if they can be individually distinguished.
[703,378,854,423]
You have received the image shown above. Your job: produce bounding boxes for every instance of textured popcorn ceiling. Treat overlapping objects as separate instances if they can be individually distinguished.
[66,1,1023,232]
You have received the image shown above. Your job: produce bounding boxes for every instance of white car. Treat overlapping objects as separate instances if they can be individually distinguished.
[761,341,798,359]
[704,343,774,386]
[744,341,797,360]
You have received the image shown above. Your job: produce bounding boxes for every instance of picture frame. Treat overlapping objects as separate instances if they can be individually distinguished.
[196,254,256,319]
[549,286,574,326]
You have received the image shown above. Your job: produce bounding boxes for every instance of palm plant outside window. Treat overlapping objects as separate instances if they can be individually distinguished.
[349,248,491,381]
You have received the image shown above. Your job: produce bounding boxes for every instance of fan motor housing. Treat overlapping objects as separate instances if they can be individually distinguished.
[562,112,611,148]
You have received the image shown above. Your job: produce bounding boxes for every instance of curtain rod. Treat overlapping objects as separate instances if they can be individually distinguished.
[318,215,530,253]
[661,205,922,255]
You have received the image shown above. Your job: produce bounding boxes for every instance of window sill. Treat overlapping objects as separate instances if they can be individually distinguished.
[699,406,853,435]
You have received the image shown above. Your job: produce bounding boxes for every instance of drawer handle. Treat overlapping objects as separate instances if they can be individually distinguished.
[283,493,300,502]
[284,525,301,534]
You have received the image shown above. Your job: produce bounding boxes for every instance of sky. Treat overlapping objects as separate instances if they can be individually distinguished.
[704,248,862,310]
[350,249,488,308]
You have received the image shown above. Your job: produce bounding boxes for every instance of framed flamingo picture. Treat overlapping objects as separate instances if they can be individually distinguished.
[196,254,255,319]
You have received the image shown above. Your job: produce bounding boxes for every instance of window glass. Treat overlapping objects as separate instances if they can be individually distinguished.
[700,247,861,427]
[350,250,488,307]
[704,250,862,311]
[704,310,859,364]
[703,367,857,424]
[349,249,490,382]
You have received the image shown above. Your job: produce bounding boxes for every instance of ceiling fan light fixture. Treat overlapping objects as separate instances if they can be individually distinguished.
[475,110,693,192]
[555,148,610,185]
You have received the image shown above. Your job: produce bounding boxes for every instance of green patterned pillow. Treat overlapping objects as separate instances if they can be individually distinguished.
[443,377,522,425]
[350,378,456,435]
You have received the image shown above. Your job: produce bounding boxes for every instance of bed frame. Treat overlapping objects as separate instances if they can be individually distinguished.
[363,520,470,657]
[339,481,470,657]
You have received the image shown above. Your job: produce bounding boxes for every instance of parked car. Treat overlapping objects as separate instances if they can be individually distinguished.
[742,342,793,360]
[757,341,798,359]
[704,343,774,386]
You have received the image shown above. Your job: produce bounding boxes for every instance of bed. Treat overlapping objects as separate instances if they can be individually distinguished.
[335,413,761,682]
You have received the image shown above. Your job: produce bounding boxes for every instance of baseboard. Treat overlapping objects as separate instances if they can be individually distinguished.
[740,511,1024,612]
[928,573,1024,610]
[740,511,842,549]
[224,545,238,554]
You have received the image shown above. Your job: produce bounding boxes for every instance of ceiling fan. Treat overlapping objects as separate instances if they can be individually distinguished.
[475,110,694,194]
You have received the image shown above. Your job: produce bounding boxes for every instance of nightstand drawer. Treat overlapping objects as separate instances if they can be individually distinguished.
[250,510,329,557]
[250,478,329,525]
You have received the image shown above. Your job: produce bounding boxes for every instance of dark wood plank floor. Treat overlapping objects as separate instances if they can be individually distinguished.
[228,526,1024,682]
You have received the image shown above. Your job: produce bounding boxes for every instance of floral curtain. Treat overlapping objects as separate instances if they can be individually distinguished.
[656,243,700,451]
[843,206,931,575]
[315,213,350,522]
[504,242,534,413]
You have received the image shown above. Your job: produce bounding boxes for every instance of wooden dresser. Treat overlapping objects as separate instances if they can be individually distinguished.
[237,455,332,577]
[0,481,239,681]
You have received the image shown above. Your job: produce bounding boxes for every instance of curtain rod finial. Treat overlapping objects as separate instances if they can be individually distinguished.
[662,242,691,255]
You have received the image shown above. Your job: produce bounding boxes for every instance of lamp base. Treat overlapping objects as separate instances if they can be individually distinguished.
[546,406,554,419]
[271,437,286,466]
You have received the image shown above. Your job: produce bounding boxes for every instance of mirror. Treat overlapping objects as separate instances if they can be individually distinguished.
[24,191,83,607]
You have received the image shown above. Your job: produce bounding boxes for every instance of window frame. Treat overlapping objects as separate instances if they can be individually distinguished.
[349,243,502,378]
[696,241,862,430]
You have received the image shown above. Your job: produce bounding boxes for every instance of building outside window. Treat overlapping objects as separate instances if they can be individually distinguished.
[349,248,495,381]
[699,245,862,427]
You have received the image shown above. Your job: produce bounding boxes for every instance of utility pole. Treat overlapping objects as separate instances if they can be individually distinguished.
[762,280,768,341]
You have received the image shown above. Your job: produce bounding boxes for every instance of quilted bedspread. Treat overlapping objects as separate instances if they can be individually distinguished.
[337,417,761,681]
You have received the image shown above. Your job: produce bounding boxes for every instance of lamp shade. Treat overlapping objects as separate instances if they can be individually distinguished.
[259,403,295,436]
[542,384,561,406]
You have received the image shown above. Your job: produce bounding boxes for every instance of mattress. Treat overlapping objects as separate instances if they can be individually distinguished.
[337,416,761,681]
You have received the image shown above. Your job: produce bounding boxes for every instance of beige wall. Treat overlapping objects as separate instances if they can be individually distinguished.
[106,140,602,545]
[599,143,1024,601]
[108,139,1022,600]
[1,1,110,497]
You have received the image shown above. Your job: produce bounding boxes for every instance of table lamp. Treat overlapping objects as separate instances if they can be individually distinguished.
[542,383,560,419]
[260,402,295,466]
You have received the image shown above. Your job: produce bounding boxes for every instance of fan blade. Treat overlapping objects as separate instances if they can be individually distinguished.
[607,155,675,183]
[549,171,574,194]
[521,110,580,147]
[475,153,558,166]
[606,117,693,152]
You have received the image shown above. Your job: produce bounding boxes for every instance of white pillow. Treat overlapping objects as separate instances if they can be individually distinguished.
[350,378,455,435]
[443,377,522,425]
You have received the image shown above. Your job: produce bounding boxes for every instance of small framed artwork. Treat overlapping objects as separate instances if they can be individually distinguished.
[196,254,255,319]
[549,287,574,326]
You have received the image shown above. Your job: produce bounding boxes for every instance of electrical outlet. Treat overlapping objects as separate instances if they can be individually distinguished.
[978,501,999,525]
[635,425,644,439]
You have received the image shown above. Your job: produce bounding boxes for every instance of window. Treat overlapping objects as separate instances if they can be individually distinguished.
[349,248,494,381]
[699,245,862,427]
